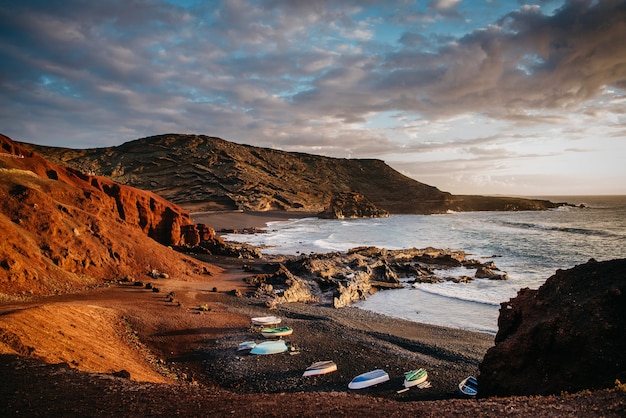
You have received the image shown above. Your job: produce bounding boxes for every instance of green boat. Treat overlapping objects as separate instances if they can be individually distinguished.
[261,326,293,338]
[403,368,428,388]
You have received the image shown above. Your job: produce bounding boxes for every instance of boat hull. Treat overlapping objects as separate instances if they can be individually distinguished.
[250,340,288,355]
[261,326,293,338]
[348,369,390,389]
[251,316,281,326]
[403,368,428,388]
[457,376,478,397]
[303,361,337,377]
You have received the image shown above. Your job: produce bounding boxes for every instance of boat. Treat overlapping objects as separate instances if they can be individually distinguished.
[457,376,478,397]
[403,368,428,388]
[302,361,337,377]
[261,326,293,338]
[348,369,390,390]
[237,341,257,351]
[249,340,288,355]
[251,316,281,326]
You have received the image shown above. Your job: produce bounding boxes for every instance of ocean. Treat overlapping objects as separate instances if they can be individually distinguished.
[223,196,626,335]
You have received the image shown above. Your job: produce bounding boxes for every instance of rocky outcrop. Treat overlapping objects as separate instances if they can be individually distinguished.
[24,133,564,214]
[479,258,626,397]
[245,246,504,308]
[0,134,218,297]
[475,266,509,280]
[318,191,389,219]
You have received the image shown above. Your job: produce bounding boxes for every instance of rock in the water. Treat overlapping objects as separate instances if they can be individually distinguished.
[318,191,389,219]
[479,258,626,397]
[475,266,508,280]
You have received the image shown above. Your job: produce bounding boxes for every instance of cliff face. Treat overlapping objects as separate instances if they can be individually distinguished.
[479,258,626,397]
[24,133,559,214]
[0,134,214,297]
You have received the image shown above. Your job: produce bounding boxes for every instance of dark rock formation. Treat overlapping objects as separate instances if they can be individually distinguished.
[475,266,508,280]
[245,246,502,308]
[318,191,389,219]
[23,133,562,214]
[479,258,626,397]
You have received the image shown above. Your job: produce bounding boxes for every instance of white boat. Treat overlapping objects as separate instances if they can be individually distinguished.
[237,341,257,351]
[403,368,428,388]
[302,361,337,377]
[261,326,293,338]
[458,376,478,397]
[251,316,282,326]
[348,369,390,390]
[249,340,288,355]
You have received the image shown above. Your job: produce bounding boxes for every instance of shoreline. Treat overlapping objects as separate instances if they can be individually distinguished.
[191,210,316,232]
[191,210,501,336]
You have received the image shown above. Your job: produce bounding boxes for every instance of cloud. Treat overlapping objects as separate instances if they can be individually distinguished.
[0,0,624,194]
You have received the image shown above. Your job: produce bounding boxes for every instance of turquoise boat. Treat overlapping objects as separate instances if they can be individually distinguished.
[250,340,288,355]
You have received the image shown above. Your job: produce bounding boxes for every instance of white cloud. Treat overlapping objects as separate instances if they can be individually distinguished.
[1,0,625,194]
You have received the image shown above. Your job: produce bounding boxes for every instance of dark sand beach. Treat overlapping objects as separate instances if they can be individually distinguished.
[191,210,316,232]
[2,210,624,416]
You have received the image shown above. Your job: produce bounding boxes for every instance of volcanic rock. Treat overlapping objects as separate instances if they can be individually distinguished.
[318,191,389,219]
[246,246,503,308]
[479,258,626,397]
[0,134,218,297]
[475,266,508,280]
[24,133,563,214]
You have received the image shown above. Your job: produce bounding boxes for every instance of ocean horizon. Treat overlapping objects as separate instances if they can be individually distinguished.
[223,195,626,334]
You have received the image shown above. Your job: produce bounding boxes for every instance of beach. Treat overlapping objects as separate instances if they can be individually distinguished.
[191,210,316,233]
[2,210,624,416]
[2,270,623,416]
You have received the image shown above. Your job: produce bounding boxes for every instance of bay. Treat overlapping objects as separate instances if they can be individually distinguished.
[223,195,626,334]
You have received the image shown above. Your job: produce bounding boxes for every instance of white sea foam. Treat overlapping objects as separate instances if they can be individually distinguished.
[223,196,626,334]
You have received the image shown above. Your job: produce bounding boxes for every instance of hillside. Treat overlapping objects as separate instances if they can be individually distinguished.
[23,133,560,214]
[0,134,218,298]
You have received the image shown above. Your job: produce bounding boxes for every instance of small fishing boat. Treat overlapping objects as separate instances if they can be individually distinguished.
[302,361,337,377]
[403,368,428,388]
[348,369,390,390]
[237,341,257,351]
[261,326,293,338]
[249,340,288,355]
[458,376,478,397]
[251,316,281,326]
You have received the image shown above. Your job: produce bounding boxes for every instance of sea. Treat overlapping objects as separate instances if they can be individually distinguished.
[222,196,626,335]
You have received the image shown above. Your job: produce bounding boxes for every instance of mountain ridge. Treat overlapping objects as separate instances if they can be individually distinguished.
[23,133,560,214]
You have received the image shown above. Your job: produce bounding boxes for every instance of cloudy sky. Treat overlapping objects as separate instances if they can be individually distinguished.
[1,0,625,196]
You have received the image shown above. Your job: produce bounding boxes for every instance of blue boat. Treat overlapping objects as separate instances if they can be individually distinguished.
[458,376,478,397]
[249,340,288,355]
[348,369,389,389]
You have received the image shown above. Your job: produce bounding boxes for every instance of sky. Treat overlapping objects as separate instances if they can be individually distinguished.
[1,0,625,196]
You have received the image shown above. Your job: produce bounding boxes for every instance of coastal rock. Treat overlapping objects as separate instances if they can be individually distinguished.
[318,191,389,219]
[0,134,217,297]
[475,266,508,280]
[246,264,318,306]
[247,246,503,308]
[479,258,626,397]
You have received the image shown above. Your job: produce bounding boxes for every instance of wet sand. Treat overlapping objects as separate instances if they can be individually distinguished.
[191,210,316,232]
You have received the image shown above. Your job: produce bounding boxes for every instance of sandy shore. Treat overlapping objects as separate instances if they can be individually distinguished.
[191,210,316,232]
[3,211,624,416]
[2,278,624,417]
